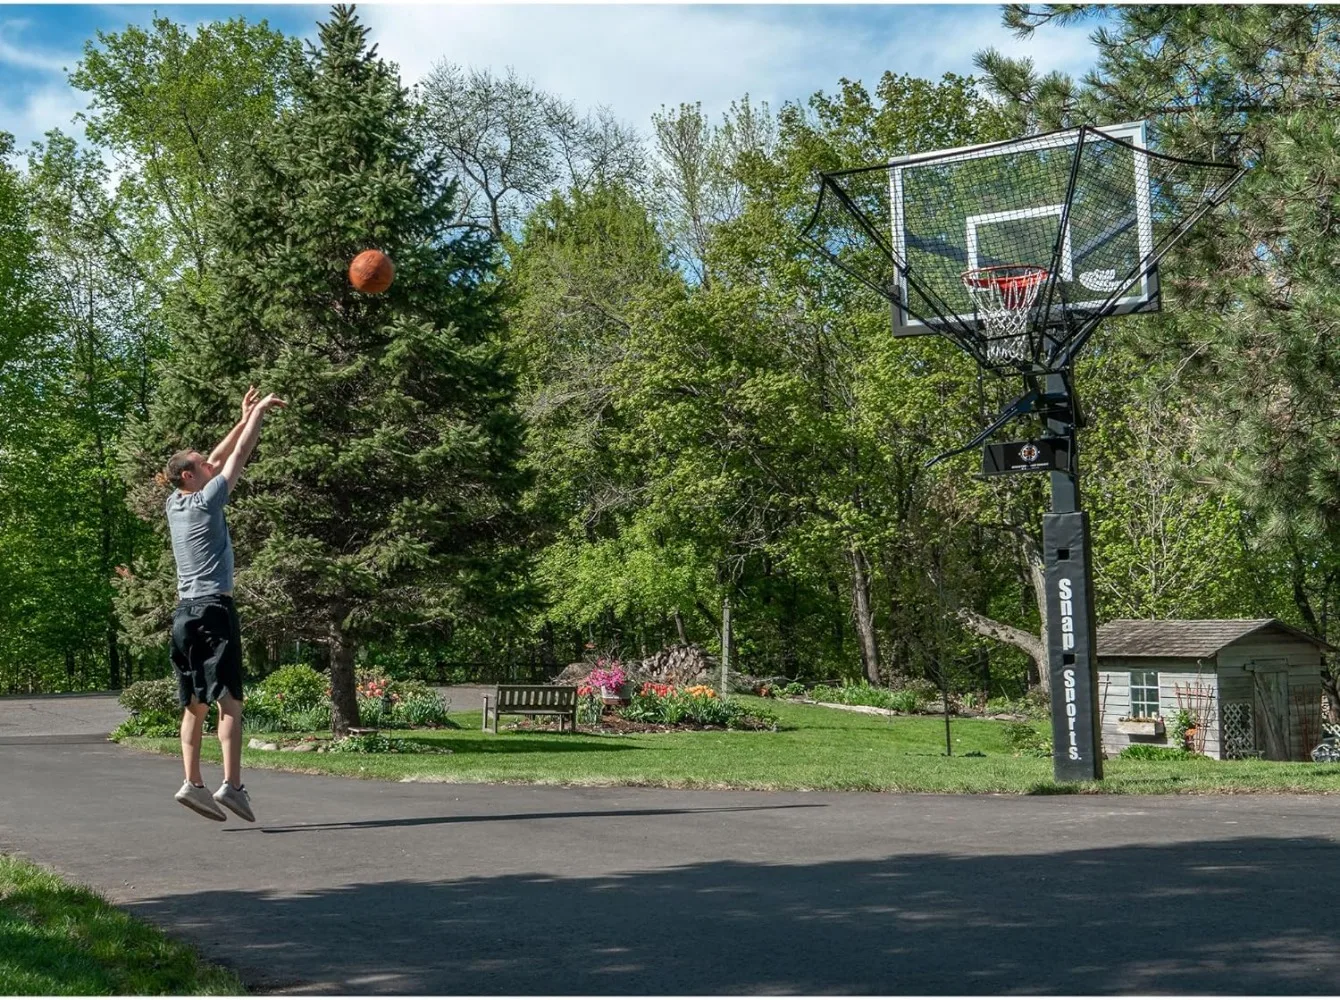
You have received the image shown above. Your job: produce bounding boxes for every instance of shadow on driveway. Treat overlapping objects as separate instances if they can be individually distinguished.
[224,802,825,835]
[125,835,1340,994]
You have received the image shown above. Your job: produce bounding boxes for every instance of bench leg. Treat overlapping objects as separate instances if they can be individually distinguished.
[481,695,491,732]
[493,706,499,734]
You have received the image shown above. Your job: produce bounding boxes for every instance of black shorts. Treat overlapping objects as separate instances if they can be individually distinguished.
[170,595,244,708]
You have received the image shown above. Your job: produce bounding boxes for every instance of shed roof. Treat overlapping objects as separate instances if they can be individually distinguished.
[1096,618,1334,659]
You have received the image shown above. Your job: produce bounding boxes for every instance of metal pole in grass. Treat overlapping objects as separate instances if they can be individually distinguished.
[721,598,731,694]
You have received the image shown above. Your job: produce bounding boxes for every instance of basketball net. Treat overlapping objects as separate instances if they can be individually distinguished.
[961,265,1049,364]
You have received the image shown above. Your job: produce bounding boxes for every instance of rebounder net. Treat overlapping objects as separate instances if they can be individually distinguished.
[800,123,1243,372]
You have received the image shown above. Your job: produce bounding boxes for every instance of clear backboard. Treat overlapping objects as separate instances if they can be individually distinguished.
[890,121,1157,337]
[800,120,1244,372]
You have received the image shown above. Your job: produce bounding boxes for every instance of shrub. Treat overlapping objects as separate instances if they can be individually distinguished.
[356,697,388,728]
[118,678,179,716]
[809,682,924,713]
[1005,722,1053,758]
[1169,708,1196,747]
[111,710,180,740]
[391,691,454,727]
[1119,743,1195,761]
[256,665,328,711]
[284,704,332,732]
[390,678,437,701]
[619,685,778,730]
[242,703,284,733]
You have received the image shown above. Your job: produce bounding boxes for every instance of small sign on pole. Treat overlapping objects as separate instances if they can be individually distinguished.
[982,438,1070,476]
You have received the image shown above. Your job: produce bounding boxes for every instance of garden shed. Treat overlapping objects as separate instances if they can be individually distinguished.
[1095,619,1332,761]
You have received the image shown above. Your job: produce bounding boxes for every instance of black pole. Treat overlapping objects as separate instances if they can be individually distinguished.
[1042,370,1103,781]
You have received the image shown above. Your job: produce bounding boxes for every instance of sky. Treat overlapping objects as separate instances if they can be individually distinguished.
[0,3,1104,164]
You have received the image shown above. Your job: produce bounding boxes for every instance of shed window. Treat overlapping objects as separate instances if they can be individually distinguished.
[1130,670,1160,718]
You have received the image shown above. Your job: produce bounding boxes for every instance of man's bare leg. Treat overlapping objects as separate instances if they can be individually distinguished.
[217,692,243,789]
[175,699,225,819]
[180,700,208,785]
[212,693,254,821]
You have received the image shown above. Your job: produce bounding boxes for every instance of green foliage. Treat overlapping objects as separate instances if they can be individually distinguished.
[983,695,1049,721]
[393,691,455,727]
[619,688,778,730]
[577,689,603,725]
[976,5,1340,699]
[1119,744,1195,761]
[1168,709,1196,748]
[240,681,451,734]
[110,710,180,740]
[115,6,533,732]
[255,664,328,710]
[809,682,927,714]
[1004,722,1053,759]
[117,678,179,715]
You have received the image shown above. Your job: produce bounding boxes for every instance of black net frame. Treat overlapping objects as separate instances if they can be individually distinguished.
[800,123,1245,374]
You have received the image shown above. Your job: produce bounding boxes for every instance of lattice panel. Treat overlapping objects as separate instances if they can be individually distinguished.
[1222,701,1256,759]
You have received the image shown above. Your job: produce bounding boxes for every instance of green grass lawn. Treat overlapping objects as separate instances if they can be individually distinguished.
[119,698,1340,795]
[0,854,244,996]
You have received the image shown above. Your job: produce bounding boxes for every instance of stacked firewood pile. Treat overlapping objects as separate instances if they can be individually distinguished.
[554,644,716,688]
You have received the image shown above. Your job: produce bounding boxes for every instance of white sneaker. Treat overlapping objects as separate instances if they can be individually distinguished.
[213,782,255,822]
[176,780,226,821]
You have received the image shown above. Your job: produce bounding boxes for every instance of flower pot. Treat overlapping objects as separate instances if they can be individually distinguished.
[600,686,624,706]
[1117,718,1164,737]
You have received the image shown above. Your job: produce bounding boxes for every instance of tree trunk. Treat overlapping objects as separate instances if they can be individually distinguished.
[848,545,881,685]
[1019,529,1050,698]
[107,627,122,690]
[1289,553,1340,723]
[673,610,688,644]
[956,609,1046,682]
[329,628,360,738]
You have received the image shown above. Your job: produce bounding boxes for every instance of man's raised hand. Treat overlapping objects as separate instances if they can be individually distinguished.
[241,385,259,422]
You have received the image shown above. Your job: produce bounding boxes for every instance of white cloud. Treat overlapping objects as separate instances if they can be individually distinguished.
[362,4,1102,136]
[3,84,88,166]
[0,18,79,75]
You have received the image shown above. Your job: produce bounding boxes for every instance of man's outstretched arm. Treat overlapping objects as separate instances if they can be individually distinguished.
[220,393,287,495]
[208,386,259,467]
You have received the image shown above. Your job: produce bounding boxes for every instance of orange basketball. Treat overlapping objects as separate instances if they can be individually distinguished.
[349,249,395,294]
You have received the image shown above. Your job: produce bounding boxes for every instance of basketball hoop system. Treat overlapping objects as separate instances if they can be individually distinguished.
[799,122,1246,785]
[961,264,1049,364]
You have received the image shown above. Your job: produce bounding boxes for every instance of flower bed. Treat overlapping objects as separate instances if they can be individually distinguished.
[563,676,777,732]
[110,665,457,739]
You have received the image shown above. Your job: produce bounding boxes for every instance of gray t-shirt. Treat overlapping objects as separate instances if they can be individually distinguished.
[166,475,234,600]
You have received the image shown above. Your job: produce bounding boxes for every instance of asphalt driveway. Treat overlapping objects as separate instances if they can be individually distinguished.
[3,735,1340,994]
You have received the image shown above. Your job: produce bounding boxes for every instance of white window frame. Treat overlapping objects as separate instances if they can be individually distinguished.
[1129,669,1160,719]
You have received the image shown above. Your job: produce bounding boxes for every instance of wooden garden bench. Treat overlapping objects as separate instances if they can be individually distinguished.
[482,684,578,733]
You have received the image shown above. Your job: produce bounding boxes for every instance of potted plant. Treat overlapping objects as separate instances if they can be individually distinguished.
[1169,708,1196,750]
[586,661,627,705]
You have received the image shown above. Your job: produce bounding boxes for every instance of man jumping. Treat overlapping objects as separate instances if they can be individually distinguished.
[160,385,286,821]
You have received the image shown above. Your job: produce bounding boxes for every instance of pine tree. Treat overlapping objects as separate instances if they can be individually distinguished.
[121,5,529,735]
[976,6,1340,711]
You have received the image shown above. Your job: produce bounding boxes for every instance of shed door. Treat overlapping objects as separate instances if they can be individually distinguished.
[1252,667,1290,761]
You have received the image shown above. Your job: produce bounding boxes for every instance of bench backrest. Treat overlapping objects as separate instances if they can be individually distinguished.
[495,684,577,710]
